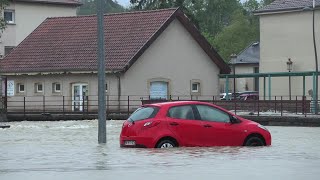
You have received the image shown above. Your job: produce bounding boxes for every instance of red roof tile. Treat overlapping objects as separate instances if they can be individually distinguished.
[1,8,230,74]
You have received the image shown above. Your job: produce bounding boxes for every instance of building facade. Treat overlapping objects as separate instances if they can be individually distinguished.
[0,8,230,112]
[255,0,320,99]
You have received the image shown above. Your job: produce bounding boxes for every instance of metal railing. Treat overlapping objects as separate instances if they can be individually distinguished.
[0,95,318,119]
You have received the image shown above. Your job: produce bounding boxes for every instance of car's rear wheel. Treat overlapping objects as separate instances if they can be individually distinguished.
[244,136,265,146]
[156,139,176,148]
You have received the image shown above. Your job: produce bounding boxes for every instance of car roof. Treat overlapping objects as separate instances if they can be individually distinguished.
[143,101,213,107]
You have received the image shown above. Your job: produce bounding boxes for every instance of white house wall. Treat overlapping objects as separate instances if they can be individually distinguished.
[233,65,258,92]
[259,10,320,99]
[5,74,119,112]
[121,19,220,100]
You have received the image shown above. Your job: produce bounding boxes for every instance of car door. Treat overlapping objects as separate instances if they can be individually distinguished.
[195,105,245,146]
[166,105,205,147]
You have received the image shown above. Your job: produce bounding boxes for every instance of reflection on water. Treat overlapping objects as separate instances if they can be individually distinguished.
[1,120,320,180]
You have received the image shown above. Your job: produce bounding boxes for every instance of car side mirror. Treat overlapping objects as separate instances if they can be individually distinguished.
[230,116,239,124]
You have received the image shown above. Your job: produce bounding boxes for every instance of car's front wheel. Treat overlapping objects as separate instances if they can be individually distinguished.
[244,136,265,146]
[156,139,176,148]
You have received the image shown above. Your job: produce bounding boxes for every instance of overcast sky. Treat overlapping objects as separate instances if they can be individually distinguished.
[116,0,252,7]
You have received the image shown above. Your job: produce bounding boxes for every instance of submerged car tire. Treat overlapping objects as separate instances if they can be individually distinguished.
[244,136,265,146]
[156,140,176,148]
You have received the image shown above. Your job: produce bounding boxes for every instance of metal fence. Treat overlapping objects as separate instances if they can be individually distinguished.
[1,95,318,119]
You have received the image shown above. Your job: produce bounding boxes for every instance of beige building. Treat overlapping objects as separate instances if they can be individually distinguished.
[227,42,260,93]
[1,0,81,57]
[255,0,320,98]
[0,8,230,113]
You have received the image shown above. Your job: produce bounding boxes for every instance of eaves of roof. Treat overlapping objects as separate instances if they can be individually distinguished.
[15,0,82,6]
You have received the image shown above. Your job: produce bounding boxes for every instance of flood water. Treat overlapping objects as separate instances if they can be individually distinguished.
[1,120,320,180]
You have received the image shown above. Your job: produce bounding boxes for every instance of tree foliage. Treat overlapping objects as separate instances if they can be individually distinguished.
[77,0,125,15]
[0,0,9,33]
[129,0,273,62]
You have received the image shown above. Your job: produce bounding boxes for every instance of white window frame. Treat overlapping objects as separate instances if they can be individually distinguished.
[4,10,15,24]
[192,82,200,93]
[53,83,61,93]
[18,83,25,93]
[35,83,43,93]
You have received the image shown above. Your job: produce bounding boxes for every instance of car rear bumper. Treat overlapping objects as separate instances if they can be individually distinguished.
[120,135,155,148]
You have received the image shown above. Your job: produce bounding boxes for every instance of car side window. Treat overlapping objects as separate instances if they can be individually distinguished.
[168,105,195,120]
[196,105,230,123]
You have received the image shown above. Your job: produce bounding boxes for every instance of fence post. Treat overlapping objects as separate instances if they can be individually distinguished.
[296,96,298,114]
[178,96,180,101]
[82,95,85,117]
[87,96,89,114]
[63,96,65,118]
[303,96,306,117]
[257,98,260,117]
[24,97,26,119]
[274,96,277,113]
[234,99,237,115]
[281,96,283,116]
[107,95,109,118]
[212,96,215,104]
[127,96,130,116]
[43,96,45,113]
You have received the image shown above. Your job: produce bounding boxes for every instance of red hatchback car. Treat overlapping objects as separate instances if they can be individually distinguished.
[120,101,271,148]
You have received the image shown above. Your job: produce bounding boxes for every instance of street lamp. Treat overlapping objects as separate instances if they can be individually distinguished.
[286,58,293,100]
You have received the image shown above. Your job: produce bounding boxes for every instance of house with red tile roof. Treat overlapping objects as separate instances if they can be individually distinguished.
[0,8,230,112]
[2,0,82,57]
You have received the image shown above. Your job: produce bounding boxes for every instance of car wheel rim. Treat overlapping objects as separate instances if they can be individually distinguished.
[160,143,174,148]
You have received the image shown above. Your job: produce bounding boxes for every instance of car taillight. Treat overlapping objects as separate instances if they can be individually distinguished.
[142,121,160,129]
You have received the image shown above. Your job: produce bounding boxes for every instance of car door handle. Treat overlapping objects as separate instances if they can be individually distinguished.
[203,124,212,128]
[169,122,179,126]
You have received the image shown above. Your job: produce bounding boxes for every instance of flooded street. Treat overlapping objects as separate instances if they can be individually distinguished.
[1,120,320,180]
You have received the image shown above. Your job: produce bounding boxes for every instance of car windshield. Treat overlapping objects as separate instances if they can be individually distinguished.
[128,106,159,122]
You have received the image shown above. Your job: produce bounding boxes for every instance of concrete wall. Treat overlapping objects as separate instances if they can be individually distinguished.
[1,2,77,56]
[259,10,320,99]
[121,19,221,102]
[232,64,258,92]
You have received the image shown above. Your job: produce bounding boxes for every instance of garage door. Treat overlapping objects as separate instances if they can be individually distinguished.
[150,81,168,100]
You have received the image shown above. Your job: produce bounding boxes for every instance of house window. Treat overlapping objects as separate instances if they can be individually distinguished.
[4,10,15,24]
[52,83,61,93]
[35,83,43,93]
[4,46,15,56]
[192,82,200,92]
[190,80,201,95]
[17,83,25,93]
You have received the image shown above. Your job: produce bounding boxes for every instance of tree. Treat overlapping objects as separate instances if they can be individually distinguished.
[0,0,9,33]
[77,0,125,15]
[130,0,200,28]
[212,10,259,61]
[262,0,275,6]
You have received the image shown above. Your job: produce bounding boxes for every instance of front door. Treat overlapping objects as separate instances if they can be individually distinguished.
[72,83,88,111]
